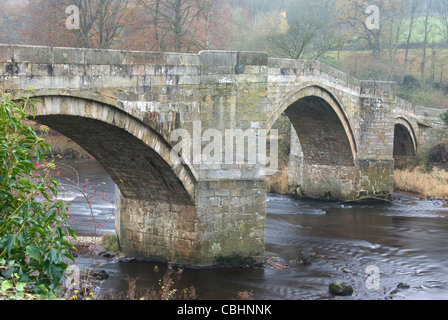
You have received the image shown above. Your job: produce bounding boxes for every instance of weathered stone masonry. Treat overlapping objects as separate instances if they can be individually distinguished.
[1,44,446,267]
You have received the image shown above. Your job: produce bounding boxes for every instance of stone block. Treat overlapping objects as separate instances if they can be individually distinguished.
[52,47,85,64]
[13,46,53,63]
[0,45,13,63]
[125,51,167,65]
[85,49,126,65]
[199,51,238,67]
[237,51,268,66]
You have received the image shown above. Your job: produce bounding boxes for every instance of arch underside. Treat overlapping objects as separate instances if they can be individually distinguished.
[286,96,355,167]
[30,96,195,206]
[274,86,358,199]
[394,122,417,168]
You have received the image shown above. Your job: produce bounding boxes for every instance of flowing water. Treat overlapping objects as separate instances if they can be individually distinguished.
[57,159,448,300]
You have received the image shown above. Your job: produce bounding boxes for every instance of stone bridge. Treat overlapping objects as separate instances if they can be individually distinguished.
[1,45,446,268]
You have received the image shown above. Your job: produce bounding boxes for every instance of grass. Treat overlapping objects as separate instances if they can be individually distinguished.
[394,166,448,200]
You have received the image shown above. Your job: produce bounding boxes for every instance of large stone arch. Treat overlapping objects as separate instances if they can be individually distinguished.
[394,117,417,168]
[28,95,197,205]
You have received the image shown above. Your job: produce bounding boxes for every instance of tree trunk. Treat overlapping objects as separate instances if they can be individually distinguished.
[402,0,417,82]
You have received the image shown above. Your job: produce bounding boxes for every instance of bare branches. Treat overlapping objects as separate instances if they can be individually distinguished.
[137,0,211,52]
[271,18,322,60]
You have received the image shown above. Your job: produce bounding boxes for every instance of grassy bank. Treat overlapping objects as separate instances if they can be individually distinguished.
[394,166,448,200]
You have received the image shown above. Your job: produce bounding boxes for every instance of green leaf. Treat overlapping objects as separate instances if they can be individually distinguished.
[66,226,77,241]
[26,245,41,262]
[15,282,26,292]
[18,178,31,187]
[1,280,12,292]
[37,284,48,295]
[63,252,75,262]
[30,226,46,237]
[49,248,60,263]
[49,263,64,286]
[49,178,58,187]
[1,235,16,256]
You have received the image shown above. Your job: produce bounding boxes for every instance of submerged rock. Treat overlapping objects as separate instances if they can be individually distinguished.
[88,269,110,280]
[397,283,410,289]
[329,283,354,296]
[299,250,317,264]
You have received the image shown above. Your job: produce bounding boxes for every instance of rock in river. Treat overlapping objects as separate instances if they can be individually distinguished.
[329,283,354,296]
[299,250,317,264]
[88,269,110,280]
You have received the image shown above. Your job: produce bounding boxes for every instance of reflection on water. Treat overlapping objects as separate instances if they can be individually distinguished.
[58,159,448,300]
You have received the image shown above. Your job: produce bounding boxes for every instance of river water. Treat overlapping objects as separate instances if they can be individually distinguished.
[56,159,448,300]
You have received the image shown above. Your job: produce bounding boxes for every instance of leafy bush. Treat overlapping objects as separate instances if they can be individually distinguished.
[442,112,448,126]
[0,90,76,299]
[430,140,448,163]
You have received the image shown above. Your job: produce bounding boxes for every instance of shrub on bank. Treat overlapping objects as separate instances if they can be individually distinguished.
[0,90,76,300]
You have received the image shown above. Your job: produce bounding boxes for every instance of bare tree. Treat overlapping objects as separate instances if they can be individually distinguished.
[94,0,130,49]
[421,0,435,81]
[272,18,321,59]
[384,0,406,80]
[69,0,98,48]
[436,0,448,43]
[138,0,210,52]
[67,0,131,49]
[402,0,419,81]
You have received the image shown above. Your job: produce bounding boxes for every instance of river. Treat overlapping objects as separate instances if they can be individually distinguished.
[56,159,448,300]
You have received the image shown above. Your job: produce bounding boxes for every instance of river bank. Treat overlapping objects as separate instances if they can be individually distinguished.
[394,166,448,200]
[266,164,448,201]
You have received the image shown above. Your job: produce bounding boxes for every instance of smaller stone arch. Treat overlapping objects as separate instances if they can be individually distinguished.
[268,84,357,166]
[394,117,418,168]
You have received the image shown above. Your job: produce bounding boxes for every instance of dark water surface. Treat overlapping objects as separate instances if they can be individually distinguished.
[58,159,448,300]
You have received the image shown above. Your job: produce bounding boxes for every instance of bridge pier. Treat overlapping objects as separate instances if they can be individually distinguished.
[355,85,396,200]
[116,180,266,267]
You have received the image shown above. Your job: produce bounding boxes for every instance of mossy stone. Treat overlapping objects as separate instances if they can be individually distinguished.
[329,283,354,296]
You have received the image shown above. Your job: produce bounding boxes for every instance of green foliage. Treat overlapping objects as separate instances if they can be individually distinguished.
[101,234,119,252]
[0,90,76,299]
[442,112,448,126]
[397,84,448,110]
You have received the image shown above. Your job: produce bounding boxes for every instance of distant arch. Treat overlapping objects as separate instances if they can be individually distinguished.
[394,117,417,168]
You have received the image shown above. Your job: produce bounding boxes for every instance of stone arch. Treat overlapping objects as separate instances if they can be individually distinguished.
[394,117,417,168]
[28,95,197,205]
[268,85,357,167]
